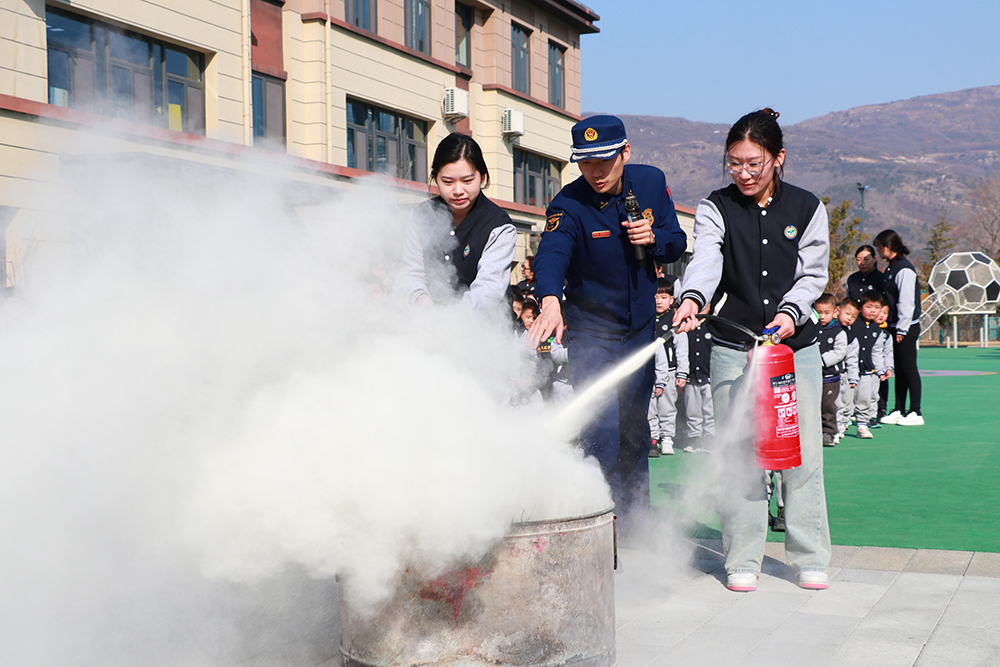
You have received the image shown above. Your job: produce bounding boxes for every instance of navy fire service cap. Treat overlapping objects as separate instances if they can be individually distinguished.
[570,115,628,163]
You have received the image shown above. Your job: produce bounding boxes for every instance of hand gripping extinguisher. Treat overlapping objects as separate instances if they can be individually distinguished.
[623,194,646,268]
[747,327,802,470]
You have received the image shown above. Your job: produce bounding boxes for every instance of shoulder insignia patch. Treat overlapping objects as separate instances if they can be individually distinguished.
[784,225,798,240]
[642,208,655,225]
[584,127,598,141]
[592,230,611,238]
[545,212,563,232]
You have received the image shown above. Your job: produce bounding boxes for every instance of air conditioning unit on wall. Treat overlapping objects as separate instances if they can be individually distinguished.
[502,108,525,137]
[442,87,470,119]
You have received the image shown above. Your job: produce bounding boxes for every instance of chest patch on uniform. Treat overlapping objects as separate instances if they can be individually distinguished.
[642,208,655,225]
[584,127,598,141]
[592,230,611,238]
[784,225,798,240]
[545,212,562,232]
[463,244,471,257]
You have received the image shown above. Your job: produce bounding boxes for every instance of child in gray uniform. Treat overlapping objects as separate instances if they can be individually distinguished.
[649,278,682,456]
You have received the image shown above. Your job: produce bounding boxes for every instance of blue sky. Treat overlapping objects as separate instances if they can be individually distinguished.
[579,0,999,126]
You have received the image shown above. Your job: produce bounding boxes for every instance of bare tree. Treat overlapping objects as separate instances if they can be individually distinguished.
[824,197,865,298]
[959,177,1000,261]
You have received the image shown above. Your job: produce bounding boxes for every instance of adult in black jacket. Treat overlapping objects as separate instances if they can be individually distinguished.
[674,109,831,593]
[400,133,516,309]
[846,245,885,301]
[874,229,924,426]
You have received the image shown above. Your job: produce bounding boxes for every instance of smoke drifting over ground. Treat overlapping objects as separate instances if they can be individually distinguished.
[0,147,609,665]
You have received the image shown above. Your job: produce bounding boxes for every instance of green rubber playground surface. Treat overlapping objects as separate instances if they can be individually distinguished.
[650,346,1000,553]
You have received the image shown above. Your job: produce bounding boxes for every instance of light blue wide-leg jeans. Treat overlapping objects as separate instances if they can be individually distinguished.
[711,343,831,576]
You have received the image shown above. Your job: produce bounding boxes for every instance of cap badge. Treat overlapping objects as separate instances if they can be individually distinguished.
[584,127,598,141]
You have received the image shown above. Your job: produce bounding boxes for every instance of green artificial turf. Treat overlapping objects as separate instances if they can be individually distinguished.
[650,346,1000,553]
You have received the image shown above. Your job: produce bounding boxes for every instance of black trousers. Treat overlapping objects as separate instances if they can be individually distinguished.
[892,323,922,414]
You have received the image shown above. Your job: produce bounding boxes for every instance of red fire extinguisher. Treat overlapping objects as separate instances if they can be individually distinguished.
[747,328,801,470]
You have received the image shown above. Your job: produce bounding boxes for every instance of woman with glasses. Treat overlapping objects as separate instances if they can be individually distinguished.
[673,109,832,592]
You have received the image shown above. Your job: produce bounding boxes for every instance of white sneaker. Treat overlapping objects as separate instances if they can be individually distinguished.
[661,437,674,455]
[833,433,841,445]
[857,424,873,439]
[897,411,925,426]
[880,410,903,425]
[726,572,758,591]
[799,571,829,590]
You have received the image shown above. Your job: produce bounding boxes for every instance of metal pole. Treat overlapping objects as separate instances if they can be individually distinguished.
[856,183,869,237]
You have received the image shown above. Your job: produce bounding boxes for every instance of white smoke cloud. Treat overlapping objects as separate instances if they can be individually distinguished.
[0,148,610,665]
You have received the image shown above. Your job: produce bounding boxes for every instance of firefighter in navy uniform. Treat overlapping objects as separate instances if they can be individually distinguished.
[527,115,687,522]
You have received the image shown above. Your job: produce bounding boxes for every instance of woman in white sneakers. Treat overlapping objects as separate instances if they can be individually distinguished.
[874,229,924,427]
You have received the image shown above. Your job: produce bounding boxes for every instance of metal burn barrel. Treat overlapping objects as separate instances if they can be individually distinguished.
[339,507,616,667]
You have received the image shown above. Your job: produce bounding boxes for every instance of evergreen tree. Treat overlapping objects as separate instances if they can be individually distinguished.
[824,197,866,298]
[920,214,956,283]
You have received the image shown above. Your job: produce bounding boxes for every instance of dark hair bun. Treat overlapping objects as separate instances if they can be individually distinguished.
[759,108,780,119]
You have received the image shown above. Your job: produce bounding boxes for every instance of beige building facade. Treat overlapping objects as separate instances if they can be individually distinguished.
[0,0,654,287]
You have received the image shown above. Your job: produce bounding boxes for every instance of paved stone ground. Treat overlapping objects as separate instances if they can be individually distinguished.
[613,540,1000,667]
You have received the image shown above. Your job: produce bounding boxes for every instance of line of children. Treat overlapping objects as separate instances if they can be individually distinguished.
[825,293,894,442]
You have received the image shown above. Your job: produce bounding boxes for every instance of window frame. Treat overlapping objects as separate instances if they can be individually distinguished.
[513,148,561,209]
[405,0,432,55]
[548,41,565,109]
[346,99,428,183]
[251,72,286,146]
[511,22,531,95]
[45,7,205,134]
[345,0,377,32]
[455,2,473,67]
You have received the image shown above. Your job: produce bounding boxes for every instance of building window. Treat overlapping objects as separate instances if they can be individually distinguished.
[405,0,431,55]
[511,23,530,95]
[455,3,473,67]
[252,73,285,146]
[45,7,205,134]
[514,149,561,208]
[548,42,565,108]
[346,0,377,32]
[346,99,428,183]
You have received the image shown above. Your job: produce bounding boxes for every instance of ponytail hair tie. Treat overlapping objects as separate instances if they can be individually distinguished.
[759,108,780,120]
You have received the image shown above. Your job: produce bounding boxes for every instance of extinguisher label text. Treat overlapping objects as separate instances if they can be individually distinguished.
[769,373,799,438]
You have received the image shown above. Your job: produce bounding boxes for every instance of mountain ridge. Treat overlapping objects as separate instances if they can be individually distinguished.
[598,85,1000,249]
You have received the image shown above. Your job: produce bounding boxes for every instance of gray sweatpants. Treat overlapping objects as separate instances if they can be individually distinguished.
[648,371,678,442]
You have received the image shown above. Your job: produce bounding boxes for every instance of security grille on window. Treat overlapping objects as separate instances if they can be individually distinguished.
[548,42,565,109]
[511,24,531,95]
[514,149,561,208]
[346,0,377,32]
[346,100,428,183]
[45,7,204,134]
[252,73,285,146]
[405,0,431,55]
[455,3,473,67]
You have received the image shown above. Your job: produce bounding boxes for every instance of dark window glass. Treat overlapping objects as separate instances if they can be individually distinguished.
[251,73,285,146]
[46,11,91,51]
[346,99,427,182]
[47,49,71,107]
[513,148,561,208]
[166,46,202,81]
[455,3,472,67]
[346,0,376,32]
[405,0,431,55]
[110,31,149,66]
[511,24,530,94]
[548,42,565,108]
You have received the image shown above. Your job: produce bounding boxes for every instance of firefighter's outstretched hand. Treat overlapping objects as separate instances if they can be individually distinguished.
[765,313,796,340]
[528,295,565,348]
